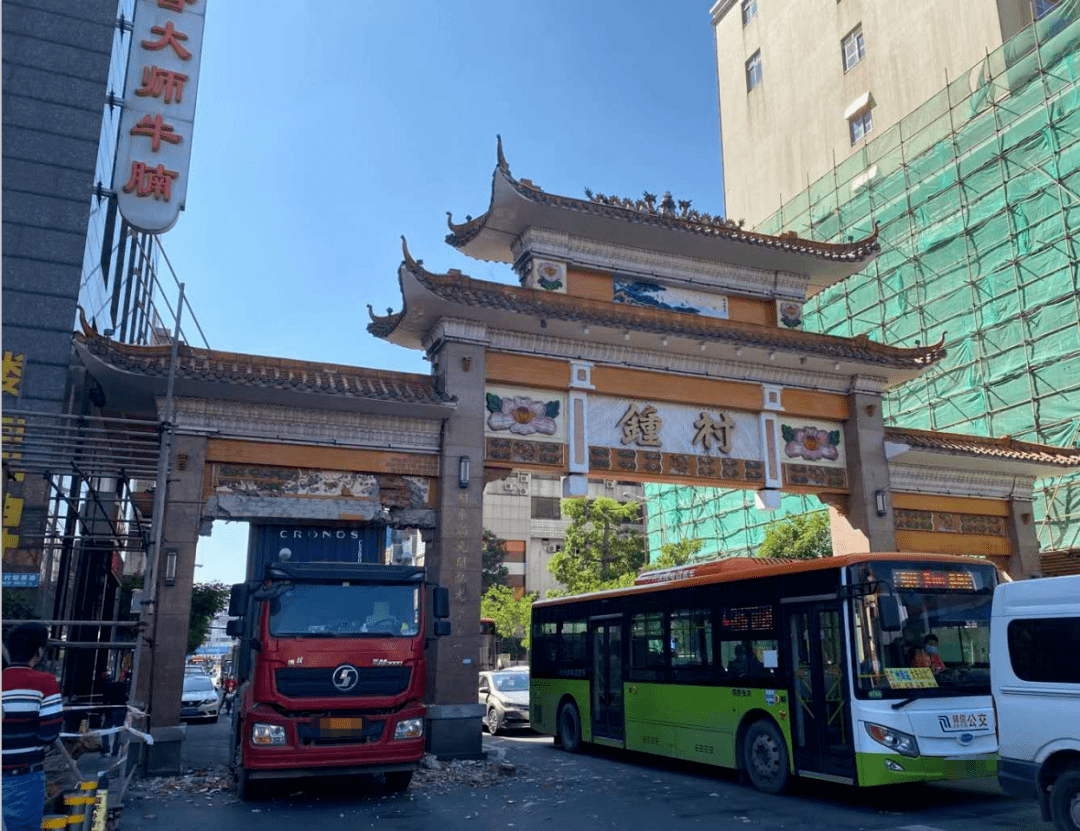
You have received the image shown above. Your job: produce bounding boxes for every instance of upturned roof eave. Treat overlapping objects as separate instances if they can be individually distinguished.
[446,139,879,283]
[370,249,946,376]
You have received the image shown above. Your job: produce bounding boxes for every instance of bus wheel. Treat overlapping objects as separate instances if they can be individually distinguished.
[385,771,414,792]
[558,701,582,753]
[1050,769,1080,831]
[742,720,789,794]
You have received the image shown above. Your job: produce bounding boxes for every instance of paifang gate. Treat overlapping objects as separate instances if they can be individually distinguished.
[74,138,1080,769]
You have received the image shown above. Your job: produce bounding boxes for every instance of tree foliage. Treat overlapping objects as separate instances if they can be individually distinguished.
[547,497,647,595]
[187,581,231,654]
[757,511,833,560]
[480,584,536,650]
[650,538,705,570]
[482,529,509,593]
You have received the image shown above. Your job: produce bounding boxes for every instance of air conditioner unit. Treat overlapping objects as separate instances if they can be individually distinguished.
[605,480,616,489]
[502,482,516,492]
[517,471,530,484]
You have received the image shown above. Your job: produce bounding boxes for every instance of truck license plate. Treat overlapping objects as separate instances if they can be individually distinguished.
[319,717,365,734]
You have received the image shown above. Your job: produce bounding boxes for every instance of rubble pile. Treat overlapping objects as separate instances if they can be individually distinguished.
[126,769,234,801]
[411,754,516,793]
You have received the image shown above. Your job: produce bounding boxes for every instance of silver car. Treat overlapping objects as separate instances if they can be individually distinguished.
[181,674,221,723]
[479,668,530,735]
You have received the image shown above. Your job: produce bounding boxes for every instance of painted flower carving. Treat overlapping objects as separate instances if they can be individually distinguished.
[782,425,841,461]
[486,393,559,435]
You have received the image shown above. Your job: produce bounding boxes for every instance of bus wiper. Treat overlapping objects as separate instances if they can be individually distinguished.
[891,696,918,710]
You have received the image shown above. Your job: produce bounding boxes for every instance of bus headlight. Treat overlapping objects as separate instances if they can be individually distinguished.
[394,718,424,740]
[251,723,287,746]
[865,722,919,758]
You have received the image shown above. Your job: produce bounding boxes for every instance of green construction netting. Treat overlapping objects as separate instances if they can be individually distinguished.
[647,6,1080,560]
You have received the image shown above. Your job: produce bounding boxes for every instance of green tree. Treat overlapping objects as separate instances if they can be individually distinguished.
[480,584,536,656]
[482,529,509,593]
[547,497,647,595]
[650,538,705,570]
[757,511,833,560]
[187,582,231,654]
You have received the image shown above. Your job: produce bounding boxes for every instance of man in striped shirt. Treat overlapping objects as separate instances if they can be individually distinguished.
[3,622,62,831]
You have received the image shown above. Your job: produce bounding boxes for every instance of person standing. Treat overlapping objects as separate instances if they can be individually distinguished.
[97,670,128,757]
[2,623,62,831]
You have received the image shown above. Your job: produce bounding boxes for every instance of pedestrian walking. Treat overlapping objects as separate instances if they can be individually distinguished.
[2,622,62,831]
[97,670,128,756]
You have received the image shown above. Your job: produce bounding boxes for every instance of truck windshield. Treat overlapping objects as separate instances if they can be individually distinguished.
[268,583,420,637]
[848,560,997,700]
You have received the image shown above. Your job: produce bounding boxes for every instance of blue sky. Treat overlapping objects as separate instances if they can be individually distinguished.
[178,1,728,585]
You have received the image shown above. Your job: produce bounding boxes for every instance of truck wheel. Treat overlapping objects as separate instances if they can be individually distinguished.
[742,719,789,795]
[487,707,502,736]
[385,771,413,792]
[233,742,254,801]
[1050,769,1080,831]
[558,701,582,753]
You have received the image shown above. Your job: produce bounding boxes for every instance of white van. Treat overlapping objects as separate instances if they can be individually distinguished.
[991,574,1080,831]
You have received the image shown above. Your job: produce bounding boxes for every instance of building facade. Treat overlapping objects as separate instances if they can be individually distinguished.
[712,0,1057,228]
[656,2,1079,572]
[482,475,645,598]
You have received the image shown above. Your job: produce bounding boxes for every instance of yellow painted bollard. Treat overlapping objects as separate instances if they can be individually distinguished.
[42,815,68,829]
[61,791,93,830]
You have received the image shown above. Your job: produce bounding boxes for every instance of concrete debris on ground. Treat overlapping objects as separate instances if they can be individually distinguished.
[410,754,515,793]
[126,768,234,800]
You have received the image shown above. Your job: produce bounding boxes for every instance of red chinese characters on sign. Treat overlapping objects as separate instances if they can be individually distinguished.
[157,0,197,11]
[135,65,189,103]
[141,20,192,60]
[123,162,179,200]
[130,113,182,152]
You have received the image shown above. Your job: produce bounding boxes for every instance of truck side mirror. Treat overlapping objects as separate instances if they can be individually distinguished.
[878,595,902,632]
[433,587,450,619]
[228,583,249,617]
[225,618,244,638]
[434,620,452,637]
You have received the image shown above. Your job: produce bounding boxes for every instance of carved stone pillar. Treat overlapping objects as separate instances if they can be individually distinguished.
[425,325,488,758]
[840,392,896,553]
[1006,498,1042,578]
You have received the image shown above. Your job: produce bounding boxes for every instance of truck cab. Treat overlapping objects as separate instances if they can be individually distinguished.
[227,561,450,798]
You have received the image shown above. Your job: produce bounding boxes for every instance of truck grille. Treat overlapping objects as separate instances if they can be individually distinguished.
[275,666,411,698]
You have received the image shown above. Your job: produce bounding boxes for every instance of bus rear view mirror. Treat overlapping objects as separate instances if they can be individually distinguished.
[879,596,902,632]
[228,583,249,617]
[225,618,244,638]
[433,587,450,619]
[434,620,452,637]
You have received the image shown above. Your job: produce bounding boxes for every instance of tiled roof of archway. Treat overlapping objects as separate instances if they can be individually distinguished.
[884,426,1080,467]
[367,244,947,370]
[445,137,880,265]
[75,325,453,406]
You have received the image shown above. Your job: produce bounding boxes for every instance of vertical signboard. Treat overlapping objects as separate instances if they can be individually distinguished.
[112,0,206,233]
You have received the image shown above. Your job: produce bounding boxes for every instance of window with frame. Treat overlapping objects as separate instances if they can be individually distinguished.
[849,108,873,144]
[1007,617,1080,683]
[720,639,779,680]
[630,612,666,680]
[745,51,763,93]
[671,608,714,683]
[531,496,561,520]
[841,25,865,71]
[1035,0,1060,19]
[741,0,757,26]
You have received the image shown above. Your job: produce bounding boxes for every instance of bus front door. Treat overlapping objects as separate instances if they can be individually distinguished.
[785,603,855,781]
[590,616,624,741]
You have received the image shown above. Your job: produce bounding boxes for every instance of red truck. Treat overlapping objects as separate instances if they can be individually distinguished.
[226,560,450,798]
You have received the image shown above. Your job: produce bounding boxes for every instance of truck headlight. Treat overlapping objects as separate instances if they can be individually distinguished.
[393,718,424,740]
[865,722,920,758]
[251,723,287,746]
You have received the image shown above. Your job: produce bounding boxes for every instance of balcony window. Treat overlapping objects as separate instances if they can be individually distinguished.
[741,0,757,25]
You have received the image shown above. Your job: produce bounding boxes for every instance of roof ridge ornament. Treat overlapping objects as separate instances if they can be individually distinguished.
[496,134,509,173]
[581,185,746,231]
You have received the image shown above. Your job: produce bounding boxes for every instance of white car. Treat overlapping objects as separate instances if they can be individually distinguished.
[181,674,221,723]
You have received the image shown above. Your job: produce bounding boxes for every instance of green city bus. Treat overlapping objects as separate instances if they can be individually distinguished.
[530,552,999,793]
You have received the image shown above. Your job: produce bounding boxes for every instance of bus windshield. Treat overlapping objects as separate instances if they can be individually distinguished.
[847,560,997,700]
[267,583,420,637]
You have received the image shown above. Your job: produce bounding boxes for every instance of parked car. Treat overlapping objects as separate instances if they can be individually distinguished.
[479,668,530,735]
[181,673,222,723]
[992,574,1080,831]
